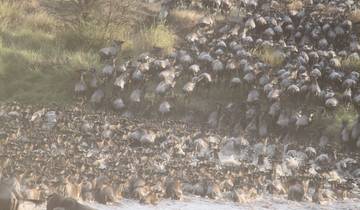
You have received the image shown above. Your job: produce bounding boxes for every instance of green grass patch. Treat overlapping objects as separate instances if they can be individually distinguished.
[0,1,176,105]
[136,23,176,55]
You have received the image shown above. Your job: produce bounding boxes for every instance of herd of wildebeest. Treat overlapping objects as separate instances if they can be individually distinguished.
[2,0,360,209]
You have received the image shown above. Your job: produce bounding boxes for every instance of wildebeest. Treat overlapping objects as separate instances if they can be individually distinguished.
[46,193,96,210]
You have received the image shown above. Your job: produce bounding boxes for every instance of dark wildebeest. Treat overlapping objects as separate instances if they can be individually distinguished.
[46,193,96,210]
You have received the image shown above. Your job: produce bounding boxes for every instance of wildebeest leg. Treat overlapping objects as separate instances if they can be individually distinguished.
[12,196,19,210]
[80,96,87,108]
[223,77,228,89]
[183,95,187,106]
[187,95,192,105]
[206,86,211,98]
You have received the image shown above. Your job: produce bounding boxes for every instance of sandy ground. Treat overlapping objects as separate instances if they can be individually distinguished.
[21,196,360,210]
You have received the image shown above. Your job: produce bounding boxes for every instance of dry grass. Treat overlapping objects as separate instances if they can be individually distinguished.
[140,24,176,54]
[122,23,176,56]
[287,0,303,11]
[350,10,360,23]
[342,56,360,72]
[272,0,308,13]
[311,4,339,17]
[168,8,226,46]
[170,9,204,30]
[253,47,285,68]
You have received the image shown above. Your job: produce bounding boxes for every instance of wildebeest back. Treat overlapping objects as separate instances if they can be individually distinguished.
[46,193,96,210]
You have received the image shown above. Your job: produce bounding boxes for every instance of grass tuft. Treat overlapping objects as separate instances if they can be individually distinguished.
[170,9,204,29]
[342,56,360,72]
[350,10,360,23]
[253,47,285,68]
[139,24,176,54]
[287,0,303,11]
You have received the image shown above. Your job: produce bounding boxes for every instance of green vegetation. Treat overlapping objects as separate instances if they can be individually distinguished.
[138,24,175,54]
[0,1,175,104]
